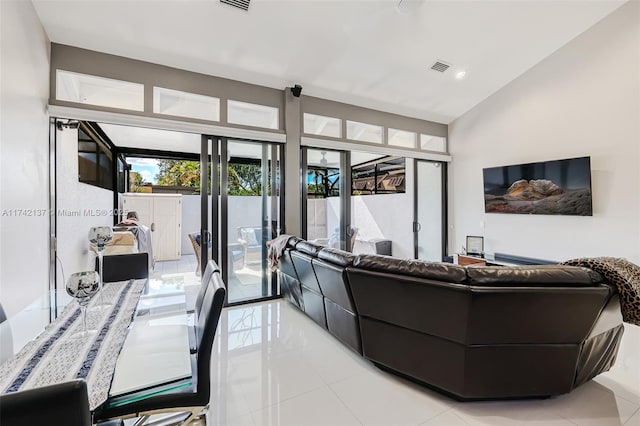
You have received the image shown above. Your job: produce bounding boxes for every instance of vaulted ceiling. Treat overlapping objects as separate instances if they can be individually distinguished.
[33,0,626,124]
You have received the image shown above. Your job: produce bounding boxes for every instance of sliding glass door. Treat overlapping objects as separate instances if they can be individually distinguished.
[302,147,446,261]
[204,138,283,305]
[350,152,414,258]
[414,160,445,261]
[302,148,351,250]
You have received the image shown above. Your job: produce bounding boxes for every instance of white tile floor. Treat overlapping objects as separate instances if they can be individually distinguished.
[206,300,640,426]
[151,255,199,280]
[154,255,268,303]
[148,260,640,426]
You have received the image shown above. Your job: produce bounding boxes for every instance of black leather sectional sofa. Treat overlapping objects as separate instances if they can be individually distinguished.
[278,238,624,400]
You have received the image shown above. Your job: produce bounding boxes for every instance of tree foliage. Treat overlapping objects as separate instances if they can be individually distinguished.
[228,164,262,195]
[155,160,263,195]
[129,171,146,193]
[156,160,200,188]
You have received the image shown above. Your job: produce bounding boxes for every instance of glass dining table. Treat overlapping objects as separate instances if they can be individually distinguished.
[0,275,198,413]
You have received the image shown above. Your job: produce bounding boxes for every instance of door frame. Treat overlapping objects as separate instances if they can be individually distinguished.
[206,136,285,307]
[413,159,448,261]
[301,147,352,252]
[301,147,448,260]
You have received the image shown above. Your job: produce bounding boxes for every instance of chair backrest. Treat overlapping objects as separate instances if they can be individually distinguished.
[99,253,149,282]
[238,226,261,246]
[238,226,276,246]
[195,260,220,314]
[0,379,92,426]
[195,268,226,393]
[188,233,201,256]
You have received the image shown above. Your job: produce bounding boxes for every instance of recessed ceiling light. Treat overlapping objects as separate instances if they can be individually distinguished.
[455,70,467,79]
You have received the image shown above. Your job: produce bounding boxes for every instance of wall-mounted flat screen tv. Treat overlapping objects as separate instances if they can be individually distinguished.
[483,156,592,216]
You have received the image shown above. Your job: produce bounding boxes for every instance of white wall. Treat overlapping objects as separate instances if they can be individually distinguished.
[307,198,339,241]
[305,162,416,259]
[0,2,51,317]
[180,195,272,255]
[351,160,414,259]
[351,192,414,259]
[227,196,272,241]
[181,195,208,254]
[449,2,640,263]
[56,127,113,284]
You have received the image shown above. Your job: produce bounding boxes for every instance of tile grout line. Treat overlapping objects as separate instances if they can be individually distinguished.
[612,389,640,407]
[624,405,640,425]
[415,405,453,425]
[325,383,365,426]
[417,408,464,426]
[246,382,334,416]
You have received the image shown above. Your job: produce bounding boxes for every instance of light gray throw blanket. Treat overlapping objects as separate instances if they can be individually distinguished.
[267,235,295,271]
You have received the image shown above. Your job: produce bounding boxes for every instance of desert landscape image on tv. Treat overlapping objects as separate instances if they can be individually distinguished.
[483,157,593,216]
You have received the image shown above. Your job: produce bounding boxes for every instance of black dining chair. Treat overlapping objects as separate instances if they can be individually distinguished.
[195,260,220,314]
[95,260,226,425]
[0,379,123,426]
[188,260,221,354]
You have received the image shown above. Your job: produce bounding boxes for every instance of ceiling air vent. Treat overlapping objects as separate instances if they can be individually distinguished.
[430,61,451,73]
[220,0,250,11]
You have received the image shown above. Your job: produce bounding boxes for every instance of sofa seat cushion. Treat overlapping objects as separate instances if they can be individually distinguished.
[353,254,467,284]
[466,266,602,287]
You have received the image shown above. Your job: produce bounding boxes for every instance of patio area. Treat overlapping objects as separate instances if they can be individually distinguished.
[152,255,271,303]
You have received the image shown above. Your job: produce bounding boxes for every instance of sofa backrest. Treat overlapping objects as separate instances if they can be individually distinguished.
[278,248,298,280]
[462,264,610,343]
[464,283,612,344]
[286,236,301,249]
[348,258,613,345]
[353,254,467,283]
[295,240,324,257]
[347,266,472,343]
[466,265,603,287]
[313,248,357,311]
[290,244,323,294]
[318,247,355,267]
[274,236,302,280]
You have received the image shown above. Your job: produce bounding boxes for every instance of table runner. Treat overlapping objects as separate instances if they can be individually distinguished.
[0,279,146,410]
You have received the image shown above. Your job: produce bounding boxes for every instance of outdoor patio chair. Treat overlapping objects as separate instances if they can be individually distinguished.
[189,232,245,276]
